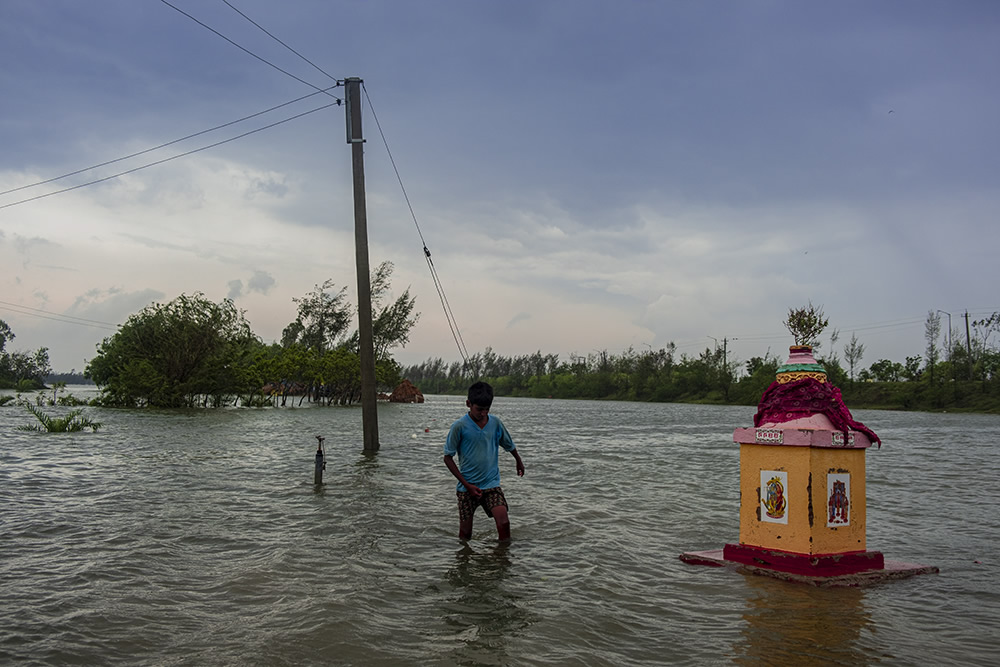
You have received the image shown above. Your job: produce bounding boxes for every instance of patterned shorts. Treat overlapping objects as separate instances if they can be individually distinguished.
[457,486,508,521]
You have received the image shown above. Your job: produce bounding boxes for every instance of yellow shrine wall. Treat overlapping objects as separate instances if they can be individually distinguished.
[738,443,867,555]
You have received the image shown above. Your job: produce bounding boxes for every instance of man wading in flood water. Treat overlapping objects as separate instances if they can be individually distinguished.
[443,382,525,541]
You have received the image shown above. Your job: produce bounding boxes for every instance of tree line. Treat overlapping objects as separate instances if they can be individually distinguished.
[79,261,418,408]
[8,295,1000,413]
[401,308,1000,413]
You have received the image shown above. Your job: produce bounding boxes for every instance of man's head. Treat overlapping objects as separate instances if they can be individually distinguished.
[467,381,494,409]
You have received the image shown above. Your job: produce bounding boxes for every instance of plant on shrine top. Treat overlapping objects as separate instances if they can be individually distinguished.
[784,302,829,347]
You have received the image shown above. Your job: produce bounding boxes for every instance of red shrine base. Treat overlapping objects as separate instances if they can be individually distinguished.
[679,545,938,587]
[724,543,885,576]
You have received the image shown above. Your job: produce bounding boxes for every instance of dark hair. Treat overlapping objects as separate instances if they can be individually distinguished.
[467,381,494,408]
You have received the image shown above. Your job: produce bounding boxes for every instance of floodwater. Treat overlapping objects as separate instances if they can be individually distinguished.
[2,388,998,666]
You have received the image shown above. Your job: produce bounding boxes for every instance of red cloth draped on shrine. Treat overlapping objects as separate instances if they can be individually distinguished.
[754,377,881,447]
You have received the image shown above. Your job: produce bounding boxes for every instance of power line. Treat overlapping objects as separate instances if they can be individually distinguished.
[221,0,341,84]
[213,2,469,363]
[163,2,470,363]
[157,0,341,100]
[0,101,340,210]
[0,85,340,198]
[0,301,118,330]
[721,310,1000,351]
[731,316,928,344]
[1,3,347,207]
[216,1,466,363]
[361,83,470,364]
[29,0,467,364]
[217,1,472,364]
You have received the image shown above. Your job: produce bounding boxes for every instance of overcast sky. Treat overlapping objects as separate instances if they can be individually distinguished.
[2,1,998,375]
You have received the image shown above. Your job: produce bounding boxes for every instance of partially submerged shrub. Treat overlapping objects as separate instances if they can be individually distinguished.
[17,404,102,432]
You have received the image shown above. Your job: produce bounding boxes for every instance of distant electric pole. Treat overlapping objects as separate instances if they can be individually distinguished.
[965,310,973,381]
[708,336,734,369]
[345,77,379,454]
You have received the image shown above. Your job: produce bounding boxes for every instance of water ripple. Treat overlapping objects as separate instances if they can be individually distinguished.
[1,395,999,665]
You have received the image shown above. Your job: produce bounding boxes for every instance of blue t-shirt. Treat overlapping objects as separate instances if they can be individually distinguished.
[444,413,516,492]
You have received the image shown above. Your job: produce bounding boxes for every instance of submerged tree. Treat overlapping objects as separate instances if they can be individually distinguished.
[86,293,260,407]
[0,319,52,389]
[281,279,353,354]
[2,347,52,389]
[0,320,13,354]
[278,262,418,404]
[342,261,420,361]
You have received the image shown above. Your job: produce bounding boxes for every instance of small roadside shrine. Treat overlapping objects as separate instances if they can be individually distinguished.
[680,345,938,586]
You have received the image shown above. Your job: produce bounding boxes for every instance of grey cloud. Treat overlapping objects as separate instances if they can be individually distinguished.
[68,287,165,326]
[14,235,57,254]
[227,271,275,300]
[507,312,531,328]
[118,233,188,252]
[245,175,289,200]
[247,270,275,294]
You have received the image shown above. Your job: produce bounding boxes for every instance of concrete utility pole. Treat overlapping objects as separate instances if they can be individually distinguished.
[345,77,379,453]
